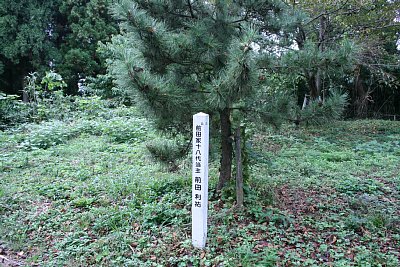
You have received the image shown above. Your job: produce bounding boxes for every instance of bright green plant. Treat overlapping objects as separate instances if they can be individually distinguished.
[1,108,399,266]
[102,117,149,143]
[41,71,67,92]
[18,120,78,150]
[73,96,107,117]
[19,71,73,121]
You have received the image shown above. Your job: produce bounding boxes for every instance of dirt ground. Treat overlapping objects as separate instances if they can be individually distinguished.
[0,242,25,267]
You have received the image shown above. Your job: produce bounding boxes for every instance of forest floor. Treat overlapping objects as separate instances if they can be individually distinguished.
[0,106,399,266]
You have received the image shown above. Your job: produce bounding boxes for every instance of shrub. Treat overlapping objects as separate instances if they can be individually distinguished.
[146,137,188,166]
[0,93,30,129]
[18,121,78,150]
[102,117,149,143]
[73,96,108,118]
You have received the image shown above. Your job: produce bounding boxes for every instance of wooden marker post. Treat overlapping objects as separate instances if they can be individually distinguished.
[192,113,209,249]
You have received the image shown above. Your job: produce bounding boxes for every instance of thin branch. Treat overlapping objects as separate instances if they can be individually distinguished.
[336,7,362,16]
[230,18,247,24]
[187,0,196,18]
[169,12,193,19]
[305,0,349,25]
[128,244,135,253]
[367,64,400,67]
[355,23,399,32]
[229,10,249,24]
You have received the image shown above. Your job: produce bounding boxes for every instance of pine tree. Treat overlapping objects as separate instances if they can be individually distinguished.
[107,0,298,192]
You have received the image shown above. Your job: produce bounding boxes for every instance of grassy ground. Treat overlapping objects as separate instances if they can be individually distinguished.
[0,107,399,266]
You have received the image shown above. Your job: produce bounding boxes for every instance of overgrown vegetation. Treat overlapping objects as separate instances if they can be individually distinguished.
[0,0,399,265]
[1,100,399,266]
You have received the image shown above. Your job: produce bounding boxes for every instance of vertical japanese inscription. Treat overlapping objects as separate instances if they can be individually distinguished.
[192,113,209,249]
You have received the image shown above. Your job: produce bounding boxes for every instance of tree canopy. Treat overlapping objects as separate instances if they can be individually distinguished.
[0,0,117,95]
[58,0,118,94]
[285,0,400,116]
[0,0,398,115]
[0,0,59,93]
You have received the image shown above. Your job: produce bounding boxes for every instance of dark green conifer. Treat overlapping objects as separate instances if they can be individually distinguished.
[107,0,310,192]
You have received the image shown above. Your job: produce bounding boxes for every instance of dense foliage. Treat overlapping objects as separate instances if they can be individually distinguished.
[0,0,117,95]
[0,0,59,93]
[58,0,118,94]
[284,0,400,116]
[0,0,398,115]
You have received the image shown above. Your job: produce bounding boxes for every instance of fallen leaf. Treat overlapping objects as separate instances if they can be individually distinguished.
[326,234,337,245]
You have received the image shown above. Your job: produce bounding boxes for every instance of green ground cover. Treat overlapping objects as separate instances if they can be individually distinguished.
[0,107,399,266]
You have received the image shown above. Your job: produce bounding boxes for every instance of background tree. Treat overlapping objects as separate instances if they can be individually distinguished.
[286,0,400,116]
[0,0,60,94]
[57,0,118,94]
[0,0,118,95]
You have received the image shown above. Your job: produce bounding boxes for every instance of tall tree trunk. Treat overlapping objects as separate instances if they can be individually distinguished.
[235,126,244,208]
[216,108,233,192]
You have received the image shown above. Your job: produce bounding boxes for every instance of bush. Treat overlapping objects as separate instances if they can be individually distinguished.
[102,117,149,143]
[21,71,73,122]
[17,112,150,150]
[0,93,30,129]
[73,96,108,118]
[146,137,188,165]
[18,121,79,150]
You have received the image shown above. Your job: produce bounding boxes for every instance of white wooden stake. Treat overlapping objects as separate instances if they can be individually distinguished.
[192,113,209,248]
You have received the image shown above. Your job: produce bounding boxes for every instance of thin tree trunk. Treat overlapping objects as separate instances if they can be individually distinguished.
[316,15,326,102]
[22,91,28,103]
[235,126,244,208]
[316,69,322,101]
[353,65,368,117]
[216,108,232,192]
[307,73,319,100]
